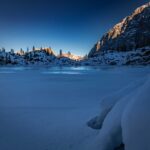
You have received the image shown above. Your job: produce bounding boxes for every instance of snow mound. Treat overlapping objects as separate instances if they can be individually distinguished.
[87,79,145,129]
[122,77,150,150]
[87,76,150,150]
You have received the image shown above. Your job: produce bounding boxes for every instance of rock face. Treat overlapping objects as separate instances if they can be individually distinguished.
[88,2,150,58]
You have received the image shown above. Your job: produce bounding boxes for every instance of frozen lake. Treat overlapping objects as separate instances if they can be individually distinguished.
[0,66,150,150]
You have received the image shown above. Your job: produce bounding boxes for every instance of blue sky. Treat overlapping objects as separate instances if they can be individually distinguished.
[0,0,148,56]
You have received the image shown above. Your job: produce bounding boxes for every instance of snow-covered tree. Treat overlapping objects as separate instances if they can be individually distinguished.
[59,49,63,57]
[10,49,14,54]
[32,46,35,51]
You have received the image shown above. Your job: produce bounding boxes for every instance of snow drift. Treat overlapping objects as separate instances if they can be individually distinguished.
[88,75,150,150]
[122,77,150,150]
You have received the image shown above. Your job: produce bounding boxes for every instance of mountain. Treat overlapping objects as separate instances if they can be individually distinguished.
[88,2,150,65]
[58,52,83,61]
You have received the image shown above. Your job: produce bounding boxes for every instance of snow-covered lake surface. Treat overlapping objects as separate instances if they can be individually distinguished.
[0,66,150,150]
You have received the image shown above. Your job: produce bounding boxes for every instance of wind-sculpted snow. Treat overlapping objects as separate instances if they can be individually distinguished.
[122,77,150,150]
[88,74,150,150]
[87,79,145,129]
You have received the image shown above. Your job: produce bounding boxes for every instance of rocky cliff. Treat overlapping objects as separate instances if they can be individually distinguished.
[89,2,150,58]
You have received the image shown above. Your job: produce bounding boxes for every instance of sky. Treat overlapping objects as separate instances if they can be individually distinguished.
[0,0,148,56]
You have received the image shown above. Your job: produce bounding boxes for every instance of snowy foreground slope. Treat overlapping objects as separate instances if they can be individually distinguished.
[0,66,150,150]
